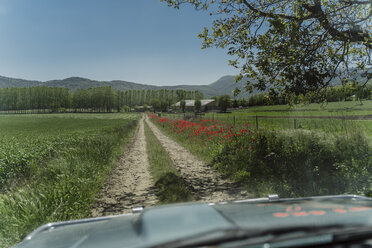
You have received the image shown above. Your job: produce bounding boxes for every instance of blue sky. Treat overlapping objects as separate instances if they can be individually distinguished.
[0,0,239,86]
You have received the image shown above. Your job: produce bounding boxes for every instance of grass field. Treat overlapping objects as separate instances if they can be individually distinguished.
[0,113,140,248]
[164,100,372,144]
[232,100,372,116]
[166,100,372,123]
[150,99,372,198]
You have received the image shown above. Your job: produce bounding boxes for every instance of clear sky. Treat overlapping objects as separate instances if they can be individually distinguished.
[0,0,239,86]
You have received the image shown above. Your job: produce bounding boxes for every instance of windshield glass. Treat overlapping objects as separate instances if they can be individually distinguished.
[0,0,370,247]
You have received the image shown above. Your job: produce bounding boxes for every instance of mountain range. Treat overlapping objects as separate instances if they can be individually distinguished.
[0,68,369,98]
[0,75,250,98]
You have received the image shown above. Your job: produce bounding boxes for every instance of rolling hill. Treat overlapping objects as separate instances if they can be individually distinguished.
[0,69,369,98]
[0,75,244,98]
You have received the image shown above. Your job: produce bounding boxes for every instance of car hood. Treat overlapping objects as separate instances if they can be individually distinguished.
[14,195,372,248]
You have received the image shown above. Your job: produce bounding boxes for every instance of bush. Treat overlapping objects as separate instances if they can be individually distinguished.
[212,129,372,197]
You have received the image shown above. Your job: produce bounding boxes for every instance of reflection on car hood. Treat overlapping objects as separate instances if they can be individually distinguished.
[14,195,372,248]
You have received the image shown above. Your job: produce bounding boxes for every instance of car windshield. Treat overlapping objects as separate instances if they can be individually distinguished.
[0,0,371,247]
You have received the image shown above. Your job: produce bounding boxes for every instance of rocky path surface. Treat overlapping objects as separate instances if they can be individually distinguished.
[91,116,157,216]
[145,116,251,202]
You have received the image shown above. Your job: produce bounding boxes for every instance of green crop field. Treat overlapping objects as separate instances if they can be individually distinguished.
[0,113,140,248]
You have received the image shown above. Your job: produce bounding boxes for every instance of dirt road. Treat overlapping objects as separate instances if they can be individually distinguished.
[145,116,251,202]
[92,115,251,217]
[91,116,157,216]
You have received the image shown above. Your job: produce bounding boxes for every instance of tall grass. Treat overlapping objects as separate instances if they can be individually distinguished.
[0,114,139,248]
[212,128,372,197]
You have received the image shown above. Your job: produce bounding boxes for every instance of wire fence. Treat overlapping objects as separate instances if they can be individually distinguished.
[161,112,370,134]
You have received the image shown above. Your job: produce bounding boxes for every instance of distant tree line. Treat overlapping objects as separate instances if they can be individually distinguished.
[0,86,203,113]
[0,87,70,113]
[243,83,372,107]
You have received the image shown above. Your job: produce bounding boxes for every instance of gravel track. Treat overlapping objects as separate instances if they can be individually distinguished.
[145,116,251,202]
[91,116,157,216]
[92,115,251,217]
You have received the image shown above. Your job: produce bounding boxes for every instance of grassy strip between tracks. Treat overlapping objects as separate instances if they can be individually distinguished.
[144,121,194,204]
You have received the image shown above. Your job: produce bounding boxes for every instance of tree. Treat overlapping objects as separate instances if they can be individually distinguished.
[194,99,202,112]
[232,99,239,108]
[239,98,248,107]
[160,99,168,112]
[180,99,186,113]
[217,95,231,112]
[150,98,161,112]
[162,0,371,101]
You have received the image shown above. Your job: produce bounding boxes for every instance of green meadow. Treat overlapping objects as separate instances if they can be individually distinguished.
[167,100,372,143]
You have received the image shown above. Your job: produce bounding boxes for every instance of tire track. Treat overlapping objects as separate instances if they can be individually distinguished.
[91,116,157,216]
[145,116,251,202]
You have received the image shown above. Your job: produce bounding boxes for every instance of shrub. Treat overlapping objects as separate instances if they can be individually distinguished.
[212,129,372,197]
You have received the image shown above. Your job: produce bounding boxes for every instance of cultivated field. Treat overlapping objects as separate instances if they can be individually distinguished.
[0,113,139,247]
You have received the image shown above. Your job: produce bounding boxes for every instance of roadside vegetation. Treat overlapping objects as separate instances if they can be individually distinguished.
[144,121,193,204]
[0,114,139,248]
[148,111,372,198]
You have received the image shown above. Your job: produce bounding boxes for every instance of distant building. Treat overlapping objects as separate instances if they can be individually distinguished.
[135,105,152,112]
[174,99,216,112]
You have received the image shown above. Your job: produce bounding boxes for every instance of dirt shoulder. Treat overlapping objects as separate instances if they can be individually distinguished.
[91,116,157,216]
[145,116,251,203]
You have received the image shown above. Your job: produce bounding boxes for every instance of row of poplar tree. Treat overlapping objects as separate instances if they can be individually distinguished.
[0,86,204,113]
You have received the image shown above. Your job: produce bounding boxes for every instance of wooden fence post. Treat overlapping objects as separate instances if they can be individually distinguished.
[256,115,259,130]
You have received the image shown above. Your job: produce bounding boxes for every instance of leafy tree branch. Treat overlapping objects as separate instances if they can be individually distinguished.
[162,0,371,101]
